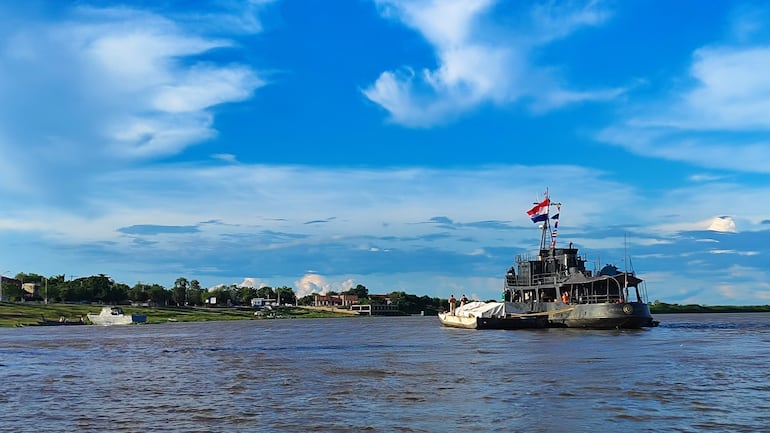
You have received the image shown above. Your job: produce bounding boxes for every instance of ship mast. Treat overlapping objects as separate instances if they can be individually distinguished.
[527,189,560,251]
[539,210,551,251]
[537,196,561,251]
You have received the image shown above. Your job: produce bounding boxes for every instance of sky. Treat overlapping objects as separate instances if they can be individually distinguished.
[2,0,770,305]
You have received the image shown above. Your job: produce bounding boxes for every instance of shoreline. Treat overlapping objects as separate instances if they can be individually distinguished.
[0,302,357,328]
[4,301,770,328]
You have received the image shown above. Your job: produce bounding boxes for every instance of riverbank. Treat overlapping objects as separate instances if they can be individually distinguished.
[0,302,356,327]
[5,301,769,327]
[650,302,770,314]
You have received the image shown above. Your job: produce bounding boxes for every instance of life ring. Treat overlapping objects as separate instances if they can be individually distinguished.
[622,304,633,315]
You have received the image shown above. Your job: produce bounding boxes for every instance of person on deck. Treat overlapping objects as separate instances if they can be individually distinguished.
[449,294,456,315]
[562,291,569,304]
[460,294,468,306]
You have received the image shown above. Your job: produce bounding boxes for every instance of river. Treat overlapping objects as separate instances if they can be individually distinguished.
[1,313,769,432]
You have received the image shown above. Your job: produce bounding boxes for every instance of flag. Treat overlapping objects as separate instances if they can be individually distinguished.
[526,198,550,223]
[550,205,560,247]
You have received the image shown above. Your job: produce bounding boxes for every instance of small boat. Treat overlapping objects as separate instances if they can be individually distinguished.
[37,315,86,326]
[438,301,548,329]
[86,306,147,326]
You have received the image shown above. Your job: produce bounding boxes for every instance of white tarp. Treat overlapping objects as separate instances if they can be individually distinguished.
[454,301,510,318]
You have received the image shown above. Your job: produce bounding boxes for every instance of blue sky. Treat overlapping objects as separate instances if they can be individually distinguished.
[2,0,770,305]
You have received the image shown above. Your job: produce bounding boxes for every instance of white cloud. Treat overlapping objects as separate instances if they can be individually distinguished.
[681,46,770,130]
[152,65,262,113]
[175,0,277,35]
[3,161,770,303]
[0,4,267,196]
[707,216,737,233]
[689,173,729,182]
[529,0,610,43]
[239,277,271,288]
[599,41,770,173]
[212,153,239,163]
[294,273,331,298]
[710,249,758,256]
[364,0,621,127]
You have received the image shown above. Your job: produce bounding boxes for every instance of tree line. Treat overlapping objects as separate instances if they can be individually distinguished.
[0,273,447,314]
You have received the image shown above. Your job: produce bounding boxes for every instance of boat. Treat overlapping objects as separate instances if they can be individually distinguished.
[438,301,548,329]
[86,306,147,326]
[502,191,657,329]
[37,315,86,326]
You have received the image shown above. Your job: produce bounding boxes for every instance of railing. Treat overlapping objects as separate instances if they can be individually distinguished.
[350,304,402,315]
[350,304,371,315]
[573,294,625,304]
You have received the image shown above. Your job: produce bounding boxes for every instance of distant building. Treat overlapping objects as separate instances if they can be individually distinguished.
[0,275,20,285]
[313,294,359,307]
[310,293,403,315]
[0,275,22,302]
[251,297,279,308]
[368,294,395,305]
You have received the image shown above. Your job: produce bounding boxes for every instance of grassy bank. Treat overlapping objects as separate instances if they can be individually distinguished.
[0,302,355,327]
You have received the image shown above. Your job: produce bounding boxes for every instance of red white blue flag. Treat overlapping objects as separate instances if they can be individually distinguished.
[526,198,550,223]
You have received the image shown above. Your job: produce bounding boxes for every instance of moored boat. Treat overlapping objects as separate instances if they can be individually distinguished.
[438,301,548,329]
[86,306,147,326]
[37,315,86,326]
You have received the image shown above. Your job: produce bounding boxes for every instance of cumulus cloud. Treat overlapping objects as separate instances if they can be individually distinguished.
[291,275,361,298]
[363,0,621,127]
[708,216,737,233]
[239,277,268,288]
[294,273,331,298]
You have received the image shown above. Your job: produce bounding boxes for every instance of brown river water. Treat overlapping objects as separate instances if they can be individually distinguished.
[1,313,769,432]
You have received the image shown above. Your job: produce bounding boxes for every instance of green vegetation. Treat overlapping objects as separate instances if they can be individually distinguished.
[0,303,351,328]
[650,301,770,314]
[0,272,303,307]
[1,273,444,313]
[0,271,447,323]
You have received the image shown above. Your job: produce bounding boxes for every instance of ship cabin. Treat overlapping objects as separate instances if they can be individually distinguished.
[503,246,643,305]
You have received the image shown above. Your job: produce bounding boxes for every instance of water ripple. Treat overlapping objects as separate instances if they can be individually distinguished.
[1,314,769,432]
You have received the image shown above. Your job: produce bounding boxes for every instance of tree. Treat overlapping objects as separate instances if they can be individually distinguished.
[256,286,274,299]
[148,284,170,306]
[187,280,204,306]
[298,294,314,306]
[172,277,189,306]
[112,282,130,304]
[1,274,23,302]
[239,286,257,305]
[44,274,67,303]
[342,284,368,298]
[275,286,296,305]
[208,285,232,306]
[129,283,151,303]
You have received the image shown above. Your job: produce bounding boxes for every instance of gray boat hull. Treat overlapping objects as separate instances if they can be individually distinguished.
[508,301,655,329]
